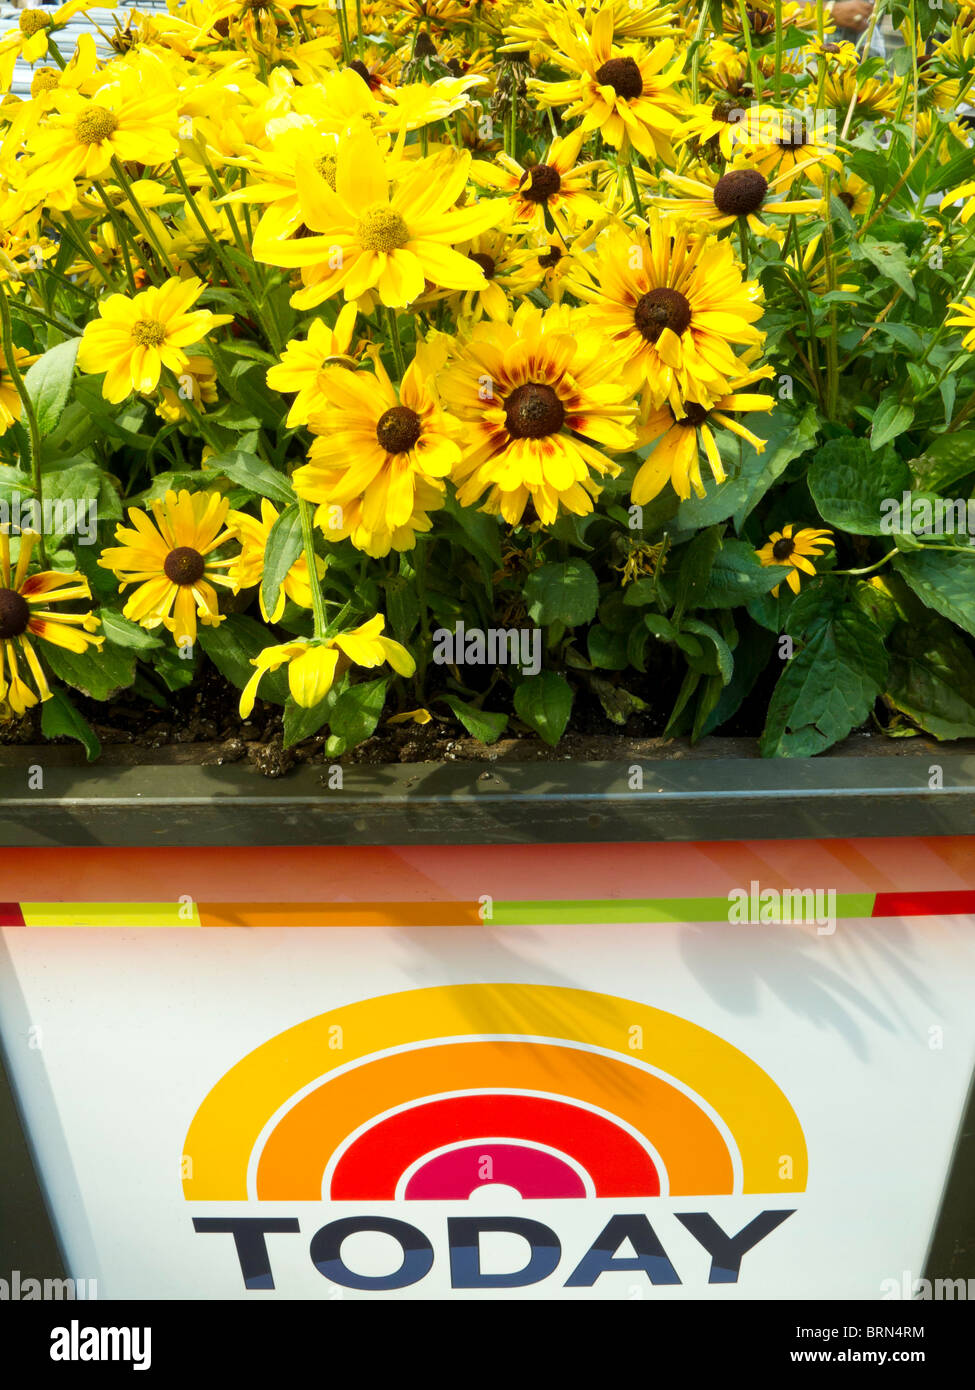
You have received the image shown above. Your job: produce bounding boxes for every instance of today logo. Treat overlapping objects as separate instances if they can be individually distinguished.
[182,984,806,1294]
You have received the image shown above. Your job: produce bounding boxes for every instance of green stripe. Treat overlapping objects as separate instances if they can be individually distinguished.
[491,893,877,926]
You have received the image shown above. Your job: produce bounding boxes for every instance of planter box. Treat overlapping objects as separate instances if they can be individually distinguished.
[1,747,974,1300]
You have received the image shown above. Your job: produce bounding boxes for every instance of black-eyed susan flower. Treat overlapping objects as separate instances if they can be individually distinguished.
[733,106,844,186]
[227,499,326,623]
[947,297,975,351]
[294,339,460,557]
[0,528,102,717]
[568,213,765,415]
[77,277,232,404]
[471,128,605,238]
[532,11,686,162]
[654,164,822,240]
[503,0,680,49]
[633,357,776,504]
[155,355,219,423]
[254,126,505,310]
[449,228,540,323]
[0,1,93,93]
[756,525,834,596]
[438,301,637,526]
[98,490,238,645]
[238,615,415,716]
[265,303,358,427]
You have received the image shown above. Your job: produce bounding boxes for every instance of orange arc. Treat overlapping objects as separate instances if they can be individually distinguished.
[255,1040,734,1199]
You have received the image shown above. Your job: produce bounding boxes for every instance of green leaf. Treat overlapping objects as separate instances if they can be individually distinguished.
[675,525,723,618]
[99,610,164,651]
[682,618,733,683]
[149,642,198,692]
[385,574,421,642]
[908,431,975,493]
[886,613,975,739]
[524,560,599,626]
[43,642,136,701]
[701,623,775,736]
[198,614,289,704]
[40,688,100,762]
[588,675,647,725]
[869,394,915,451]
[850,237,915,300]
[587,623,629,670]
[443,694,508,744]
[260,503,303,620]
[283,692,333,749]
[207,449,295,507]
[0,464,33,505]
[513,671,573,746]
[893,550,975,639]
[326,676,388,753]
[644,612,678,640]
[703,539,791,607]
[25,338,80,437]
[761,594,888,757]
[808,436,911,535]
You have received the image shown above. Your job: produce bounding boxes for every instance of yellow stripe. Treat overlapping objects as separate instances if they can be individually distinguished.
[20,902,202,927]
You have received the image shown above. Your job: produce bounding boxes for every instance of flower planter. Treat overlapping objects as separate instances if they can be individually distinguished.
[1,744,974,1301]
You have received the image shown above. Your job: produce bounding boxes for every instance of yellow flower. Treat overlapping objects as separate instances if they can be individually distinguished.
[732,106,844,186]
[77,277,233,404]
[0,344,40,434]
[21,56,182,210]
[227,499,325,624]
[947,296,975,352]
[471,127,606,238]
[253,126,506,310]
[0,1,94,93]
[154,355,219,423]
[98,490,238,646]
[239,615,416,716]
[756,525,834,596]
[654,164,822,240]
[265,303,358,427]
[0,528,102,717]
[568,213,765,416]
[634,359,776,504]
[377,74,488,132]
[294,340,461,557]
[531,10,686,162]
[439,302,637,526]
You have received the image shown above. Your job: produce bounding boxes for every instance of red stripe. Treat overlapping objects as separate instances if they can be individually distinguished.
[873,890,975,918]
[0,903,25,926]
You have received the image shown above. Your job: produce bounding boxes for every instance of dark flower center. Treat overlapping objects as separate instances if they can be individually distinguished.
[711,99,739,122]
[772,537,796,561]
[348,59,371,81]
[634,288,692,343]
[414,31,437,58]
[713,168,769,216]
[595,57,643,100]
[538,244,562,268]
[777,129,809,151]
[676,402,709,428]
[520,163,561,203]
[164,547,206,586]
[468,251,496,279]
[504,383,565,439]
[0,587,30,639]
[376,405,422,453]
[839,190,855,209]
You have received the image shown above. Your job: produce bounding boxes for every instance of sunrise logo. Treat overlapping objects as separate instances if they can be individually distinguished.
[183,983,806,1202]
[183,984,807,1292]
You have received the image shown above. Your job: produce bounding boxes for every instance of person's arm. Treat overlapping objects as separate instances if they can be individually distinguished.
[800,0,875,34]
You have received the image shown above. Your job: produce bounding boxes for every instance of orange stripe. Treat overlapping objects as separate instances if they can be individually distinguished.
[254,1040,734,1199]
[199,902,481,927]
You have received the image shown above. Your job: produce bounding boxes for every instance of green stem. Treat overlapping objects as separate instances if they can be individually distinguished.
[298,497,329,640]
[355,0,363,58]
[624,156,644,220]
[59,209,113,289]
[0,290,46,564]
[335,0,353,65]
[384,306,406,379]
[109,157,176,275]
[773,0,783,103]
